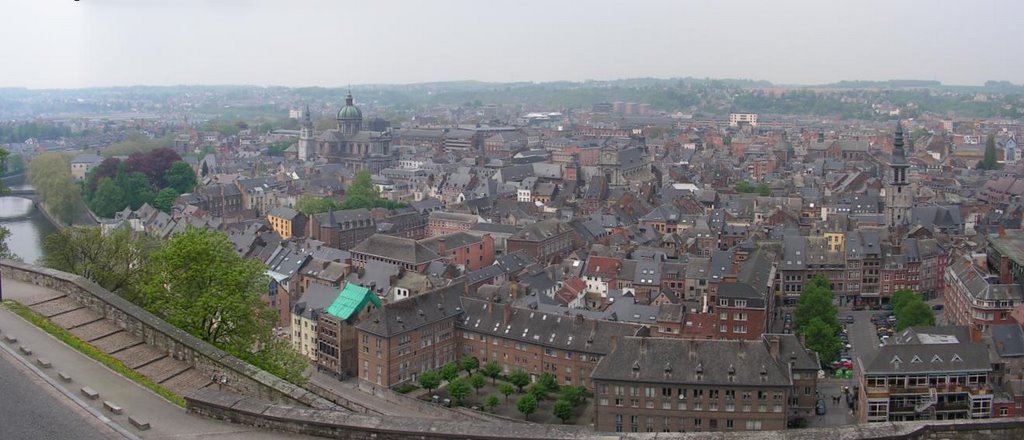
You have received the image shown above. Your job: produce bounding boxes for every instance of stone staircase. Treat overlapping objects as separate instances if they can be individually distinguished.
[27,294,213,396]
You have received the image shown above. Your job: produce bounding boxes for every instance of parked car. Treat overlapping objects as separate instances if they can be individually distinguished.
[852,303,866,311]
[846,315,855,324]
[816,399,827,415]
[881,304,893,311]
[932,304,944,311]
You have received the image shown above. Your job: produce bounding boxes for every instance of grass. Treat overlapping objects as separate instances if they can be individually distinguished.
[2,300,187,407]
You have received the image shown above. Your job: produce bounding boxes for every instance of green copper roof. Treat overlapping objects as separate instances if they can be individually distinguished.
[337,92,362,120]
[337,105,362,120]
[325,283,380,320]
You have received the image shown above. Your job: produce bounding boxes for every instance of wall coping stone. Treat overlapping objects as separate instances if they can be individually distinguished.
[1,260,335,410]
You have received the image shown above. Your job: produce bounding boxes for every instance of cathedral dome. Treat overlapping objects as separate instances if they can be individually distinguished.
[337,92,362,120]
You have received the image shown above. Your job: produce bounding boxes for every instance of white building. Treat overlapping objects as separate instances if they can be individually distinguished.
[729,113,758,127]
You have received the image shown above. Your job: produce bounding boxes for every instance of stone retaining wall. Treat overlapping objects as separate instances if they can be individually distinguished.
[1,260,335,410]
[186,388,1024,440]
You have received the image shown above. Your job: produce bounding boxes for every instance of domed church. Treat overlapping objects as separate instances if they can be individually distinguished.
[296,92,395,173]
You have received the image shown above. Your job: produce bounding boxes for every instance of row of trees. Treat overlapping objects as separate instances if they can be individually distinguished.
[27,152,84,225]
[102,132,176,157]
[0,148,18,260]
[417,357,585,423]
[40,226,308,384]
[892,290,936,331]
[794,275,843,364]
[294,171,405,215]
[84,148,196,216]
[734,180,772,197]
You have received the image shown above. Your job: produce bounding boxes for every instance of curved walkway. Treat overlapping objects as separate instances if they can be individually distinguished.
[0,279,319,440]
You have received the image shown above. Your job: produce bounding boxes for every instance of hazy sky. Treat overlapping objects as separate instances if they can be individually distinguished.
[3,0,1022,89]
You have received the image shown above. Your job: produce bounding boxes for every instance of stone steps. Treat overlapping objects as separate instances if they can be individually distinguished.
[92,331,143,353]
[30,297,82,318]
[49,308,102,330]
[70,319,123,342]
[160,368,213,396]
[138,356,190,383]
[113,344,166,369]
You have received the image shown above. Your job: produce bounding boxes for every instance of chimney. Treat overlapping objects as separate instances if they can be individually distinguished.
[502,302,512,326]
[769,336,781,360]
[998,225,1007,238]
[437,236,447,256]
[1000,256,1013,285]
[609,335,619,353]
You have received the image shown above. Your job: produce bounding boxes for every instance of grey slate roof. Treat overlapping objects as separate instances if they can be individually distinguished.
[992,324,1024,358]
[591,337,792,387]
[459,297,639,355]
[350,234,441,265]
[356,282,466,338]
[862,326,991,375]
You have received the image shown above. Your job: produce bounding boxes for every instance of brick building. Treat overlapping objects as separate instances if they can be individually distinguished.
[355,283,464,387]
[591,335,815,433]
[419,232,496,272]
[506,219,577,263]
[308,208,376,250]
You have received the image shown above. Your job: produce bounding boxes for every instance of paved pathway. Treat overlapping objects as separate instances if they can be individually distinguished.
[0,346,116,440]
[1,278,320,440]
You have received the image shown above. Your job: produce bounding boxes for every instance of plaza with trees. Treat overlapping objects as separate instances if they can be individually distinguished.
[412,360,591,424]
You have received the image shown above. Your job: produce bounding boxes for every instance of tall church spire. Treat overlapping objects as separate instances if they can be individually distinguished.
[892,121,906,160]
[885,121,912,230]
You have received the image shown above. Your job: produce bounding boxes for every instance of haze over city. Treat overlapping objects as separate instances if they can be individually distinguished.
[3,0,1023,89]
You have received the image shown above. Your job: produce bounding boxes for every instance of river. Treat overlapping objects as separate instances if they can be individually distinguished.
[1,182,57,264]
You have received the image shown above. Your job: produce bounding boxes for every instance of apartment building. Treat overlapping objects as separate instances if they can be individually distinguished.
[857,326,995,422]
[591,335,815,433]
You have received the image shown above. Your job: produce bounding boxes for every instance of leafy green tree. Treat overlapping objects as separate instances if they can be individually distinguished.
[756,182,771,196]
[802,317,843,364]
[164,161,197,194]
[891,289,918,315]
[735,180,753,193]
[266,139,296,157]
[484,394,500,412]
[527,383,548,401]
[470,373,486,395]
[90,177,127,218]
[0,226,20,261]
[481,362,501,384]
[896,299,936,331]
[41,226,157,303]
[552,399,574,424]
[137,227,307,378]
[124,171,156,210]
[561,386,585,407]
[461,355,479,373]
[499,382,515,402]
[418,371,441,393]
[440,362,459,382]
[516,394,538,421]
[978,133,1000,170]
[28,152,83,224]
[153,188,180,213]
[508,369,530,392]
[295,196,341,215]
[447,378,470,405]
[537,372,559,394]
[102,132,175,157]
[794,276,840,335]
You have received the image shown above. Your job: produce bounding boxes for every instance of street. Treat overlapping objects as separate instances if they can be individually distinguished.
[0,346,115,440]
[0,277,322,440]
